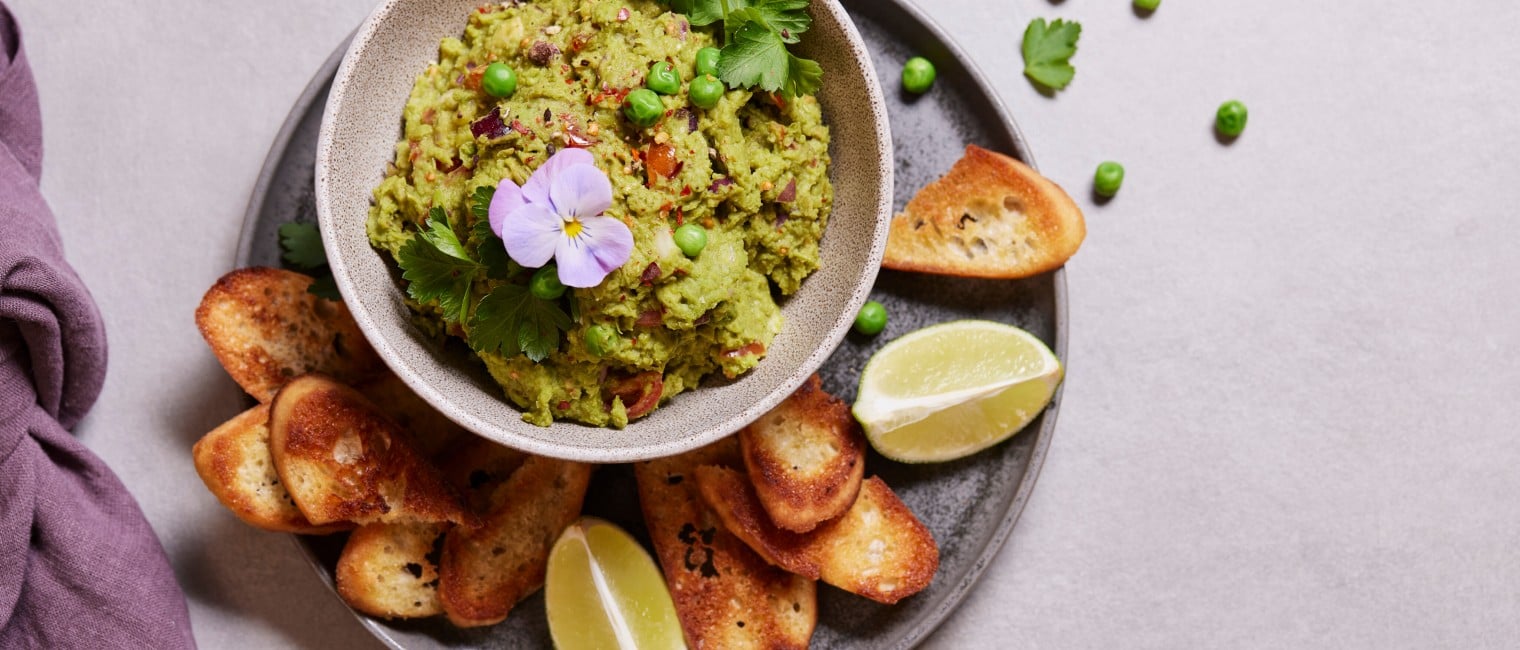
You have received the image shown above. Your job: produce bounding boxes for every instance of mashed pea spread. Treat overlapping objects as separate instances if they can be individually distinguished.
[368,0,833,427]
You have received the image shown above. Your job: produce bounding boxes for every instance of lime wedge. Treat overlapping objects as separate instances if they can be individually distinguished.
[852,320,1063,463]
[546,516,686,650]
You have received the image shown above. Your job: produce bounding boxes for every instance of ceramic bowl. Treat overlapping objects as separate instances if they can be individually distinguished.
[315,0,891,462]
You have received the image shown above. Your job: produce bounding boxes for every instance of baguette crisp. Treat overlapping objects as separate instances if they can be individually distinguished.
[336,522,448,619]
[882,144,1084,278]
[635,438,816,649]
[695,466,939,605]
[191,403,351,535]
[195,267,382,402]
[740,374,865,533]
[268,374,472,528]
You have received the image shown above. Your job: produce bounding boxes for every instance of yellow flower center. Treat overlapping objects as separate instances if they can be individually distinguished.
[563,218,584,239]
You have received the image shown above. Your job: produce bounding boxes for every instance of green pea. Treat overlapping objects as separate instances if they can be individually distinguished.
[853,300,887,336]
[623,88,664,127]
[529,265,566,300]
[688,74,724,110]
[1133,0,1161,10]
[482,62,517,98]
[584,324,616,357]
[901,57,936,94]
[647,61,681,95]
[673,224,708,257]
[1093,161,1125,198]
[695,47,721,77]
[1216,100,1248,137]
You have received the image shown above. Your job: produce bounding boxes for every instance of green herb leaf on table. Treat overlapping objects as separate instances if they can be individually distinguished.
[397,210,482,324]
[719,20,822,97]
[468,284,573,362]
[306,273,342,302]
[278,222,327,269]
[1022,18,1081,91]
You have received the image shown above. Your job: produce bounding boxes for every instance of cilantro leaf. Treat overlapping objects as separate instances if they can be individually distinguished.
[278,222,327,269]
[1022,18,1081,91]
[719,20,822,97]
[397,211,482,324]
[467,284,572,362]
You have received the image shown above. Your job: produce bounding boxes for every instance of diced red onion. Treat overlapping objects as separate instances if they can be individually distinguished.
[470,107,510,139]
[777,179,796,203]
[708,177,734,193]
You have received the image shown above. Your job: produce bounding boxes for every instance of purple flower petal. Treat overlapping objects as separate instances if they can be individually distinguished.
[548,164,613,220]
[488,179,525,237]
[523,148,595,210]
[555,215,634,287]
[500,204,562,268]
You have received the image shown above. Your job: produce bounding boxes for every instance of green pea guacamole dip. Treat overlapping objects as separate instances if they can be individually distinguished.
[368,0,833,428]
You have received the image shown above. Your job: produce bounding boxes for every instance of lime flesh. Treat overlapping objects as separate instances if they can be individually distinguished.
[546,516,686,650]
[852,320,1063,463]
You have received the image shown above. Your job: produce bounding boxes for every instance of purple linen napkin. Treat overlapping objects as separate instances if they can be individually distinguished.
[0,4,195,648]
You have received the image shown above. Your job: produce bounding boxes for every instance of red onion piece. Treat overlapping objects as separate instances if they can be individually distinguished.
[708,177,734,192]
[470,107,510,139]
[777,179,797,203]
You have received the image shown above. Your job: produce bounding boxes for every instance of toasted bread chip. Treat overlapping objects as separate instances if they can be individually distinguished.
[195,267,383,402]
[268,374,472,527]
[336,522,448,619]
[356,373,470,460]
[191,403,351,535]
[434,437,530,515]
[740,375,865,533]
[437,456,592,627]
[635,438,817,649]
[695,466,939,605]
[882,145,1085,279]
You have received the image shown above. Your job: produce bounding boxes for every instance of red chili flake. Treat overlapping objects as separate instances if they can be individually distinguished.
[680,185,692,197]
[571,32,593,52]
[616,7,631,21]
[408,140,421,162]
[557,400,571,410]
[720,342,767,359]
[511,119,532,135]
[675,209,685,226]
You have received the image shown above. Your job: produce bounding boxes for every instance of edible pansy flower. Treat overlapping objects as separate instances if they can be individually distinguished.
[490,149,634,288]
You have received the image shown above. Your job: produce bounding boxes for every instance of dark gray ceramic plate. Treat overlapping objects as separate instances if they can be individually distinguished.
[236,1,1066,647]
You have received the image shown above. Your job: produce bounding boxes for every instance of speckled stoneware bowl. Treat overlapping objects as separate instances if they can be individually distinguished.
[316,0,892,462]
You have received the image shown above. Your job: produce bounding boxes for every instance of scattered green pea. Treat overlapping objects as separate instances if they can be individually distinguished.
[584,324,616,356]
[647,61,681,95]
[529,265,566,300]
[901,57,936,94]
[673,224,708,257]
[623,89,664,127]
[481,62,517,98]
[688,74,724,110]
[1094,161,1125,198]
[695,47,721,77]
[854,300,887,336]
[1216,100,1248,137]
[1133,0,1161,10]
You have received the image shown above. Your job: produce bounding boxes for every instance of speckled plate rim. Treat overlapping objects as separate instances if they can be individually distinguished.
[238,2,1067,647]
[312,0,892,464]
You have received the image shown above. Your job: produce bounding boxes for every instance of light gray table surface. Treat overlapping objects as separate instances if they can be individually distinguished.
[11,0,1520,648]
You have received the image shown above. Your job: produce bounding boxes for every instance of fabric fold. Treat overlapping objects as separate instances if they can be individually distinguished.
[0,2,195,647]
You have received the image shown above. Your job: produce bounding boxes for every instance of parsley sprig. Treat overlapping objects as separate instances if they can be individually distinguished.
[1022,18,1082,91]
[674,0,822,97]
[395,199,572,362]
[277,222,341,301]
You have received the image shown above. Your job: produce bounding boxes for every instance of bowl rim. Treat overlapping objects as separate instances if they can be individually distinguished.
[314,0,893,463]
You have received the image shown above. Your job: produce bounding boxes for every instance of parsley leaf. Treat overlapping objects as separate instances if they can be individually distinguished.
[277,221,342,301]
[278,222,327,269]
[307,273,342,302]
[679,0,810,37]
[467,284,572,362]
[470,185,495,221]
[470,217,517,281]
[1022,18,1081,91]
[397,210,482,324]
[719,20,822,97]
